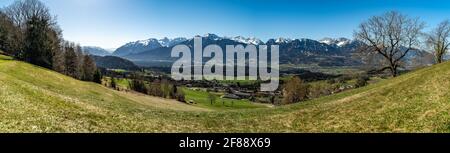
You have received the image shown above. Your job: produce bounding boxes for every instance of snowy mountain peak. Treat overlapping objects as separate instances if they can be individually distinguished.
[158,37,170,46]
[232,36,264,45]
[319,38,335,45]
[123,37,188,48]
[203,33,222,41]
[130,38,159,46]
[319,37,352,47]
[275,37,293,44]
[158,37,187,47]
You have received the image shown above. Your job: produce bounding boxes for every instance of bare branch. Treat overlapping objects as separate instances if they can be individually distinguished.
[426,20,450,63]
[354,11,424,77]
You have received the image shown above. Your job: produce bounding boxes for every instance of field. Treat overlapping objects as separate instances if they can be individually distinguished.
[2,54,450,132]
[280,64,363,75]
[182,88,268,110]
[102,76,266,110]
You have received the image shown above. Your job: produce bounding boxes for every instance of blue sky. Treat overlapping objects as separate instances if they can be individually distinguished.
[1,0,450,49]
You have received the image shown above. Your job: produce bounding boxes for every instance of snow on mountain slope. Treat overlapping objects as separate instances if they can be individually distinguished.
[114,34,360,58]
[319,38,352,47]
[232,36,264,45]
[275,37,293,44]
[158,37,188,47]
[113,37,187,56]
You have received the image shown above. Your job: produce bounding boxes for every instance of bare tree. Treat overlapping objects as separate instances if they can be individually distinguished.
[3,0,53,29]
[355,11,425,77]
[3,0,55,54]
[2,0,62,68]
[52,38,65,73]
[0,11,20,55]
[283,76,309,104]
[426,20,450,64]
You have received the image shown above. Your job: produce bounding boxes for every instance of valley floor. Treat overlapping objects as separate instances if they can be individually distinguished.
[1,55,450,132]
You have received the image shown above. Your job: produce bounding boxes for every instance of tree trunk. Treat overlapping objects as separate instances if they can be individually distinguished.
[390,65,398,77]
[437,55,443,63]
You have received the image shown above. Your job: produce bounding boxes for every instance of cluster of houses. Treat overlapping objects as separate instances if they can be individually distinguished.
[187,81,282,104]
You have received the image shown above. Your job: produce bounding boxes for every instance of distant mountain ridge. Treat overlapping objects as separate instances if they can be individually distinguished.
[82,46,112,56]
[112,34,269,57]
[112,37,187,56]
[91,55,140,70]
[111,33,432,68]
[319,38,352,47]
[119,34,364,67]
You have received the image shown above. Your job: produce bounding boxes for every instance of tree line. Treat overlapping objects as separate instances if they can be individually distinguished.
[0,0,100,83]
[107,73,185,102]
[128,75,186,102]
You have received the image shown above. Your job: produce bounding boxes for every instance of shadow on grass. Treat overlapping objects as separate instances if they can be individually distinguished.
[0,54,14,60]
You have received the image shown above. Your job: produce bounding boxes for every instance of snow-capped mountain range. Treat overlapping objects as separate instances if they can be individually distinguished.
[85,33,433,68]
[319,38,352,47]
[112,37,187,56]
[230,36,264,45]
[114,33,369,67]
[275,37,293,44]
[158,37,188,47]
[197,33,264,45]
[112,33,356,57]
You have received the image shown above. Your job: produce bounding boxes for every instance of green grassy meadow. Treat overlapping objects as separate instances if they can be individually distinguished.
[182,88,268,110]
[2,55,450,132]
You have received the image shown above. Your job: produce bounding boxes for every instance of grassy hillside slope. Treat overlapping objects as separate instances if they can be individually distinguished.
[2,54,450,132]
[0,55,210,132]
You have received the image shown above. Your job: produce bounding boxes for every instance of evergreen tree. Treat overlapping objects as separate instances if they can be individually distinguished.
[110,77,117,90]
[130,79,147,94]
[64,42,79,78]
[81,55,96,81]
[23,15,54,68]
[75,44,83,79]
[93,69,102,84]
